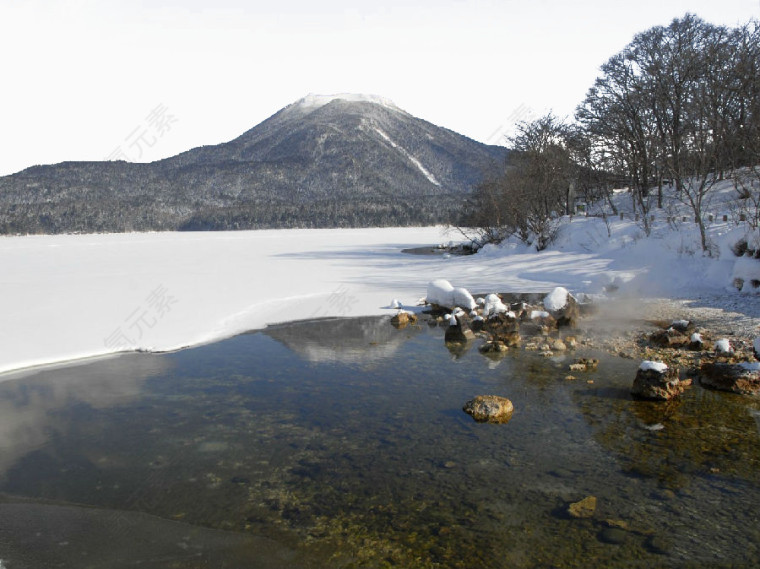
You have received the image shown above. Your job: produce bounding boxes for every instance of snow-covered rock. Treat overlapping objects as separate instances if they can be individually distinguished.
[543,287,579,328]
[639,361,668,373]
[632,361,690,400]
[483,293,509,318]
[425,279,477,310]
[715,338,733,355]
[544,287,571,312]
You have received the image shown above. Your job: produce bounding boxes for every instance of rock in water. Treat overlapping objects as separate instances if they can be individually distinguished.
[700,362,760,396]
[567,496,597,519]
[444,312,476,342]
[390,311,417,329]
[631,361,691,401]
[462,395,514,424]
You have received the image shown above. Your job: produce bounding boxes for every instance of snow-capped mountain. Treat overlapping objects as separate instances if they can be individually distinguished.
[0,94,506,233]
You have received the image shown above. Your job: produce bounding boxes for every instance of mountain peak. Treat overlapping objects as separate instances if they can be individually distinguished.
[295,93,399,112]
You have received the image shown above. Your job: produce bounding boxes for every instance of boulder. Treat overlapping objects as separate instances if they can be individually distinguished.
[699,362,760,396]
[631,361,690,401]
[543,287,579,328]
[462,395,514,424]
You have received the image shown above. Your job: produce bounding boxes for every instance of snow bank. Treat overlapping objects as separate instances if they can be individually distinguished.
[425,280,477,310]
[639,361,668,373]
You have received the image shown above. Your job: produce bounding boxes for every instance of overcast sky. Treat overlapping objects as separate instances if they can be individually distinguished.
[1,0,758,176]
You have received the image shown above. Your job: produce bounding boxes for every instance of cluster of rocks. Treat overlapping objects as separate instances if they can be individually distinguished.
[630,319,760,400]
[420,280,584,355]
[392,282,760,423]
[392,281,597,424]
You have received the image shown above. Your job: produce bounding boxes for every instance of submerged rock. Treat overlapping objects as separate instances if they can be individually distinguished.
[478,341,509,355]
[569,358,599,372]
[631,361,690,401]
[567,496,597,519]
[700,362,760,396]
[462,395,514,424]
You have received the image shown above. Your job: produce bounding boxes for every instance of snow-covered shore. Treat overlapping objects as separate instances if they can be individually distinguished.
[1,210,758,376]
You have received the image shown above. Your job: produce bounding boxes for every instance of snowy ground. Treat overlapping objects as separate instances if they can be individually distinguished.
[2,178,760,376]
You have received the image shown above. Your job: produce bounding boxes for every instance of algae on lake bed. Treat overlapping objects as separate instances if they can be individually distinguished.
[0,316,758,568]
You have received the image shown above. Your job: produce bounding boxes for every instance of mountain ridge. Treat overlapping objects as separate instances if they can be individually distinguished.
[0,94,506,233]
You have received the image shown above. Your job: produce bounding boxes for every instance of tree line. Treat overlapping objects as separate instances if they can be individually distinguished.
[465,14,760,252]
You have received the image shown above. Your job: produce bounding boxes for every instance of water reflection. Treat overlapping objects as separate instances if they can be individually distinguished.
[0,354,169,474]
[264,315,419,364]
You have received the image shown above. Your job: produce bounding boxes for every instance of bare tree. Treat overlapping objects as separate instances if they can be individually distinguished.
[463,113,577,250]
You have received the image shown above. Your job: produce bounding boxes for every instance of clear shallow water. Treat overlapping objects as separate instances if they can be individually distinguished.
[0,316,759,568]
